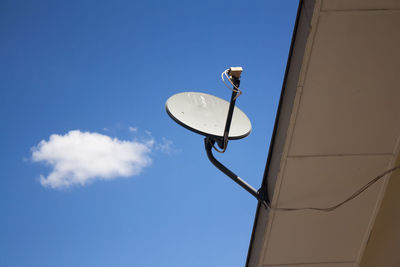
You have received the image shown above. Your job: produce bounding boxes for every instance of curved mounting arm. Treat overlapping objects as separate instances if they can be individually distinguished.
[204,137,262,202]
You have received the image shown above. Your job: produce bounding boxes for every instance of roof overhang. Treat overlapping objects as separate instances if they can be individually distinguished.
[247,0,400,266]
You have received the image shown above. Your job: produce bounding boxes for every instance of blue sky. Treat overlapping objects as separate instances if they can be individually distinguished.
[0,1,298,266]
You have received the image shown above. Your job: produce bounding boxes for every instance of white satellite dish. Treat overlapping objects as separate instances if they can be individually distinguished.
[166,92,251,140]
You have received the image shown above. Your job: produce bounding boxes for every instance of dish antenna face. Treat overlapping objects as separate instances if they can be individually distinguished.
[165,67,264,202]
[166,92,251,140]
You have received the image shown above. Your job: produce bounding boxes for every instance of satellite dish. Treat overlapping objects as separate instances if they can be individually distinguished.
[166,92,251,140]
[165,67,263,203]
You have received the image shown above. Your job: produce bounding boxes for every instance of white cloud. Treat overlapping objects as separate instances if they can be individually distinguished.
[31,130,153,189]
[128,126,137,133]
[156,137,174,154]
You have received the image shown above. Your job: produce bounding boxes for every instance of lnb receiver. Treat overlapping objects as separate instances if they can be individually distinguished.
[228,67,243,79]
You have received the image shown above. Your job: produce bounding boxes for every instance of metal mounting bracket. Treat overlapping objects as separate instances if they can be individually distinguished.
[204,137,264,202]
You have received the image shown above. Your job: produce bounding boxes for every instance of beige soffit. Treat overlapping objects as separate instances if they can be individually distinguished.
[359,153,400,267]
[247,0,400,267]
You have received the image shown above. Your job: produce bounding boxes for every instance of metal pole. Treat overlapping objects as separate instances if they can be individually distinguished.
[205,137,261,201]
[218,76,240,149]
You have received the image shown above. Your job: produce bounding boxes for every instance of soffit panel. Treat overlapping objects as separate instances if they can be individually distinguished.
[288,10,400,156]
[359,154,400,267]
[321,0,400,11]
[263,155,391,265]
[264,263,355,267]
